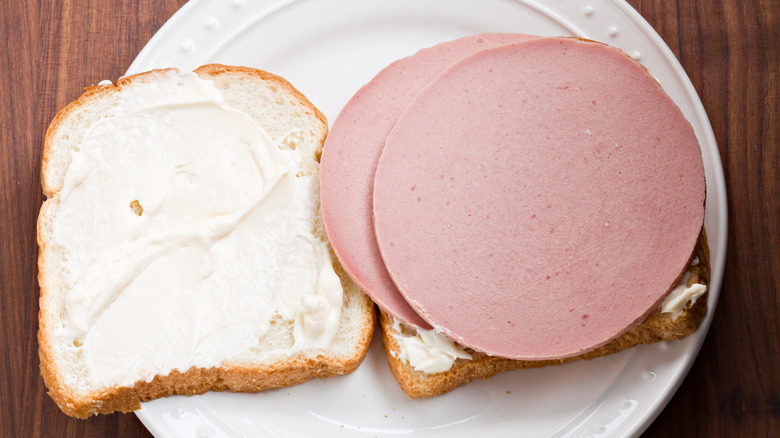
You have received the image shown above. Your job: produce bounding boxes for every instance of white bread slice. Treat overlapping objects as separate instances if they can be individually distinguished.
[380,229,710,398]
[37,64,375,418]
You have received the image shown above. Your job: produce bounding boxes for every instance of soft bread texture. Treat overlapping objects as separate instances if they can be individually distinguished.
[37,65,375,418]
[380,229,710,398]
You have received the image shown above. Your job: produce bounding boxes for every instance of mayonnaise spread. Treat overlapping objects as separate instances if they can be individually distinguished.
[53,71,342,390]
[390,318,471,374]
[393,267,706,374]
[660,272,707,320]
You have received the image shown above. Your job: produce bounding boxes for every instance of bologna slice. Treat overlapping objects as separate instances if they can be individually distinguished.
[373,37,706,360]
[320,33,537,328]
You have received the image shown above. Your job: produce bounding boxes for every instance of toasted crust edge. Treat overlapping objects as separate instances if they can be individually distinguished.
[43,334,376,419]
[381,228,711,399]
[37,65,375,418]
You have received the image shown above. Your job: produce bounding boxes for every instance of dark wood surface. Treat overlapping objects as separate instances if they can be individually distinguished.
[1,0,776,436]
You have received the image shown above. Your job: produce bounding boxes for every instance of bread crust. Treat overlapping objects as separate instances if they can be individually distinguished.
[44,342,376,419]
[37,65,375,418]
[381,228,711,398]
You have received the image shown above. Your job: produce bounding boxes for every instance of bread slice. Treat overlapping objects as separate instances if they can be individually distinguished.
[37,64,375,418]
[380,229,710,398]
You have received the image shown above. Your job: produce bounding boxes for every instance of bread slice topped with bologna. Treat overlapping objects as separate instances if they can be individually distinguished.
[320,35,710,397]
[37,65,375,417]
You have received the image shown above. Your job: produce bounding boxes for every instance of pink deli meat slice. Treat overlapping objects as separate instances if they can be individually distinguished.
[373,38,706,360]
[320,33,538,328]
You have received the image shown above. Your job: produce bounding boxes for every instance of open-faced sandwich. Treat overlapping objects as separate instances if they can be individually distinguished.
[37,65,375,417]
[320,34,709,398]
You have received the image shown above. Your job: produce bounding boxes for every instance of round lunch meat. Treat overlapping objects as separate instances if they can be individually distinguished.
[373,37,706,360]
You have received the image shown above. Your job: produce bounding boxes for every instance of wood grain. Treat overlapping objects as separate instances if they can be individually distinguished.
[1,0,777,436]
[636,0,780,436]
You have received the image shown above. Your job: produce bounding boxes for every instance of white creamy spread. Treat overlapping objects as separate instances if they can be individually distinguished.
[53,71,342,390]
[393,268,706,374]
[660,272,707,320]
[390,318,471,374]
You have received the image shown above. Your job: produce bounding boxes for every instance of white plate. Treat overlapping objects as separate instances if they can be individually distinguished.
[128,0,727,436]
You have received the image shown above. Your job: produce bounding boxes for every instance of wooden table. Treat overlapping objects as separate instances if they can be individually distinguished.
[1,1,776,436]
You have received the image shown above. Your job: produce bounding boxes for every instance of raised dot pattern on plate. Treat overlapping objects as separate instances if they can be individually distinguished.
[582,4,594,16]
[180,39,195,53]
